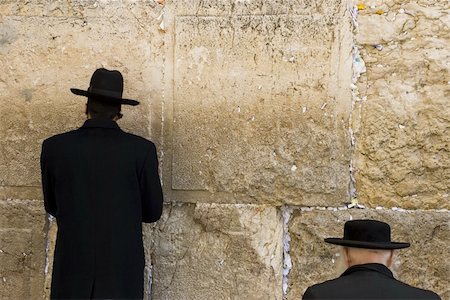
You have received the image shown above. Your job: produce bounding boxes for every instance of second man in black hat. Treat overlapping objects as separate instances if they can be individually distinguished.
[302,219,441,300]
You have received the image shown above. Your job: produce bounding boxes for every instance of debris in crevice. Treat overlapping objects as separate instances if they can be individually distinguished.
[44,214,55,275]
[157,8,167,32]
[145,265,153,300]
[356,3,366,11]
[348,2,366,203]
[281,205,293,297]
[344,197,365,209]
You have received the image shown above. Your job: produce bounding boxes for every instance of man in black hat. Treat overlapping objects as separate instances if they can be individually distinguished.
[303,219,441,299]
[41,68,163,299]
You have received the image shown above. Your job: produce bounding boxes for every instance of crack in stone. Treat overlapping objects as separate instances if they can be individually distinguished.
[281,205,293,298]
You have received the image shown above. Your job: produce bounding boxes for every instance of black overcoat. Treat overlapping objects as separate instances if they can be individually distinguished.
[41,118,163,299]
[303,263,441,300]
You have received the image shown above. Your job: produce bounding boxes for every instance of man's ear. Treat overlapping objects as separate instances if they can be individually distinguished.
[386,250,394,267]
[343,247,351,265]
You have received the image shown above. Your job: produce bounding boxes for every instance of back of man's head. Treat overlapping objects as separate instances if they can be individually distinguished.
[86,97,122,120]
[335,246,395,275]
[344,247,394,266]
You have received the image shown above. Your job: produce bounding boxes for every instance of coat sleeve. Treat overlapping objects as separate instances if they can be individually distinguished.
[40,140,57,217]
[139,143,163,223]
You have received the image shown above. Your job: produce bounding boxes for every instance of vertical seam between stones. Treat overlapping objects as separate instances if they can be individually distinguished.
[348,0,365,202]
[281,205,293,298]
[44,214,54,276]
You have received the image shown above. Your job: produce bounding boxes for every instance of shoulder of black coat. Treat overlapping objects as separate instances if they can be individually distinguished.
[119,131,156,150]
[43,129,79,147]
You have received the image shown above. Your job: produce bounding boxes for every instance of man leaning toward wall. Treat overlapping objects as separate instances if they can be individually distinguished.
[303,220,441,300]
[40,68,163,299]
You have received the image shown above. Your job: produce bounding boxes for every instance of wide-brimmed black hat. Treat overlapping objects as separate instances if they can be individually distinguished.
[324,220,410,249]
[71,68,139,106]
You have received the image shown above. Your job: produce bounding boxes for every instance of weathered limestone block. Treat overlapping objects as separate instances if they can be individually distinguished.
[0,0,163,18]
[0,200,46,299]
[353,0,450,208]
[357,14,416,45]
[0,4,164,187]
[171,2,352,206]
[0,229,32,298]
[286,208,450,299]
[148,203,283,300]
[171,0,341,17]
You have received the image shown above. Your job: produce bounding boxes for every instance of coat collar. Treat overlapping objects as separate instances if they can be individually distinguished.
[341,263,394,279]
[80,117,121,130]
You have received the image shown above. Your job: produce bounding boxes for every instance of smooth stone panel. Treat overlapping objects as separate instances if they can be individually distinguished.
[172,14,351,205]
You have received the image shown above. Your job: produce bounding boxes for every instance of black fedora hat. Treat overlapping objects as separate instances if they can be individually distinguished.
[325,220,410,249]
[71,68,139,106]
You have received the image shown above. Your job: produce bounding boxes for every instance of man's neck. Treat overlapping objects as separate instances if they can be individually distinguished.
[87,115,119,122]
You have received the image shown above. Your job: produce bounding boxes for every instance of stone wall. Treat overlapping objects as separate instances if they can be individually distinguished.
[0,0,448,299]
[353,0,449,209]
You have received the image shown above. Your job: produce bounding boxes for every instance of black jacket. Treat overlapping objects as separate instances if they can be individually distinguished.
[303,263,441,300]
[41,118,163,299]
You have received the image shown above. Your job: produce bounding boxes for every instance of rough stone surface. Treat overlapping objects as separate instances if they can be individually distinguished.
[353,0,450,209]
[0,3,165,187]
[1,2,166,298]
[0,0,449,299]
[148,203,283,300]
[287,208,450,300]
[0,200,46,299]
[170,0,347,18]
[170,2,352,206]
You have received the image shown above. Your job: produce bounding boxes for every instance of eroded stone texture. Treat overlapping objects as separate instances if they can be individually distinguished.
[1,1,449,299]
[171,0,342,17]
[353,0,450,208]
[0,200,46,299]
[0,3,165,187]
[149,203,283,300]
[1,2,166,298]
[171,1,353,206]
[286,208,450,299]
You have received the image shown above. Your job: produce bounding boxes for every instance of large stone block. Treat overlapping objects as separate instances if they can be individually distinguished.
[148,203,283,299]
[0,229,32,299]
[0,11,164,187]
[286,208,450,299]
[353,0,449,209]
[0,200,46,299]
[170,0,341,17]
[0,0,163,18]
[171,10,352,206]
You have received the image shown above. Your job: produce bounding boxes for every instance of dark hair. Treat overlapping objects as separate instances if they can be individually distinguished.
[86,97,122,119]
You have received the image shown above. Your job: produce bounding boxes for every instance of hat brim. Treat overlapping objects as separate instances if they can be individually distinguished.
[324,238,410,249]
[71,88,140,106]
